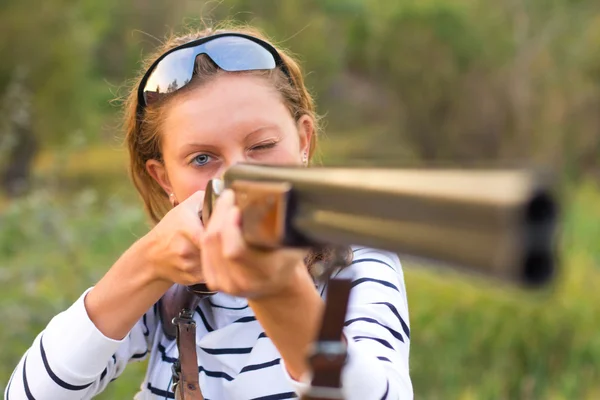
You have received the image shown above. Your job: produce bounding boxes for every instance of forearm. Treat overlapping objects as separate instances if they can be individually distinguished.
[85,234,172,340]
[5,285,158,400]
[248,264,324,380]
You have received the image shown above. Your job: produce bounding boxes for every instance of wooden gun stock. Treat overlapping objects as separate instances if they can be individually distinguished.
[202,163,558,288]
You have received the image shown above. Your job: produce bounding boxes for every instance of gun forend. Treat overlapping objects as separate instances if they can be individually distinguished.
[202,164,558,288]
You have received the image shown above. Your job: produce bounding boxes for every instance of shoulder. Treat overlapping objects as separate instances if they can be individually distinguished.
[316,246,407,298]
[349,246,403,273]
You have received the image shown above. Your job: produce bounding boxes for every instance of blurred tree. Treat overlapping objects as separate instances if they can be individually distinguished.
[2,0,600,195]
[0,68,36,196]
[0,0,187,194]
[0,0,96,194]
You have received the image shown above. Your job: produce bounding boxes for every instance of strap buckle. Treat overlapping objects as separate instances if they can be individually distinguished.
[171,308,195,395]
[172,308,195,325]
[308,340,347,361]
[171,360,181,391]
[304,386,344,399]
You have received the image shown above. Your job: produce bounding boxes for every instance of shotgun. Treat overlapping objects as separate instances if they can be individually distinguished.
[165,163,559,400]
[201,163,558,287]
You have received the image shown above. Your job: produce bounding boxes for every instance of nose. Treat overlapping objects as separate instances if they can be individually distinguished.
[217,152,251,177]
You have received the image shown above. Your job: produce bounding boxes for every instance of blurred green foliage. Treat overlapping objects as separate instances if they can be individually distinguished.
[0,147,599,399]
[2,0,600,180]
[1,0,600,399]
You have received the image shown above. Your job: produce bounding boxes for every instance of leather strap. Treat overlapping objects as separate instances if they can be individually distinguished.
[302,277,352,400]
[159,284,205,400]
[173,306,203,400]
[159,284,194,340]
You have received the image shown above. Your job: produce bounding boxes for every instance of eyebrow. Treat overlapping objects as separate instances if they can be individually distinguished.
[177,125,281,156]
[244,124,280,140]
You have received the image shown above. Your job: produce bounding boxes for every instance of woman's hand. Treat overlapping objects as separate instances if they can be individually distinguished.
[200,189,308,299]
[144,190,206,286]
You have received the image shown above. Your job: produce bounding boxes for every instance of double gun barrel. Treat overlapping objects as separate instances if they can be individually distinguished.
[201,164,558,288]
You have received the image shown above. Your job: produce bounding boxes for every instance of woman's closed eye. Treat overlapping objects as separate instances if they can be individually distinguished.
[249,140,277,153]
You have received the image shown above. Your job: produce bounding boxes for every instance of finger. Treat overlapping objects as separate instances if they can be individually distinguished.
[200,193,229,286]
[176,190,205,243]
[221,206,247,262]
[177,189,205,213]
[205,189,235,235]
[183,189,206,205]
[200,235,217,290]
[178,190,205,222]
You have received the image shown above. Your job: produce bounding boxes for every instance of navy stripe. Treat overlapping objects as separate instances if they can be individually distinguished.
[319,283,328,297]
[319,267,345,297]
[142,314,150,336]
[234,316,256,323]
[108,354,117,381]
[377,356,392,363]
[199,366,234,381]
[195,306,214,332]
[240,358,280,373]
[319,254,396,296]
[22,356,35,400]
[201,346,253,355]
[197,359,280,381]
[371,302,411,339]
[345,317,404,343]
[100,368,108,381]
[209,299,249,310]
[147,382,174,399]
[5,367,16,400]
[250,392,298,400]
[258,332,268,339]
[131,350,148,359]
[351,258,395,271]
[380,379,390,400]
[353,335,395,350]
[158,343,178,363]
[352,247,367,252]
[40,337,93,390]
[351,278,399,292]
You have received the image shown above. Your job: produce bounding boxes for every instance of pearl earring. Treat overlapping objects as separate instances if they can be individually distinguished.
[302,152,308,164]
[169,193,177,207]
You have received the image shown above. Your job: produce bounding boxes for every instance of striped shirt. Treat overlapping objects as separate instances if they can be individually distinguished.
[4,247,413,399]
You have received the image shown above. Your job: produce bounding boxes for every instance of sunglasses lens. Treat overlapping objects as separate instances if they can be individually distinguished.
[143,36,278,105]
[143,47,197,103]
[205,36,277,72]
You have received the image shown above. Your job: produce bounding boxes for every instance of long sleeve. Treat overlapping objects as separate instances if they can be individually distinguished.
[283,247,413,399]
[4,288,160,400]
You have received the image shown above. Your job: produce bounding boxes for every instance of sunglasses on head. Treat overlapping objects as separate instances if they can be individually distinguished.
[136,32,292,113]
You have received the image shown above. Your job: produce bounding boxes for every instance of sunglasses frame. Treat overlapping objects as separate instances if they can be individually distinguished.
[136,32,292,119]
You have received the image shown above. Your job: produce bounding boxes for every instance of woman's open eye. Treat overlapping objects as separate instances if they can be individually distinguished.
[191,154,212,167]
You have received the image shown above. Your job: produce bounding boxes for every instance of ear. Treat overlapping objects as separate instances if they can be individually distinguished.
[146,159,173,195]
[296,115,314,156]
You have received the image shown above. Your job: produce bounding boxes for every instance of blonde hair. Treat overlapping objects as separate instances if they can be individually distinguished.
[123,24,321,224]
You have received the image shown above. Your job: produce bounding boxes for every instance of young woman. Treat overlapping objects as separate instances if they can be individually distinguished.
[5,26,413,400]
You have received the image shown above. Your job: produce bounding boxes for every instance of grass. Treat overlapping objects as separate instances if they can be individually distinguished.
[405,180,600,399]
[1,146,599,399]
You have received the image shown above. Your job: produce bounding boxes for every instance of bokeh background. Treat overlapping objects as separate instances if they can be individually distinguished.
[1,0,600,399]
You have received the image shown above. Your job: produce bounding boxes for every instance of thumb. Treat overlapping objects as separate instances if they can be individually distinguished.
[180,190,206,243]
[180,189,206,215]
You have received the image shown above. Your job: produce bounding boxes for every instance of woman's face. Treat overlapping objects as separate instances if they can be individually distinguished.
[146,74,313,203]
